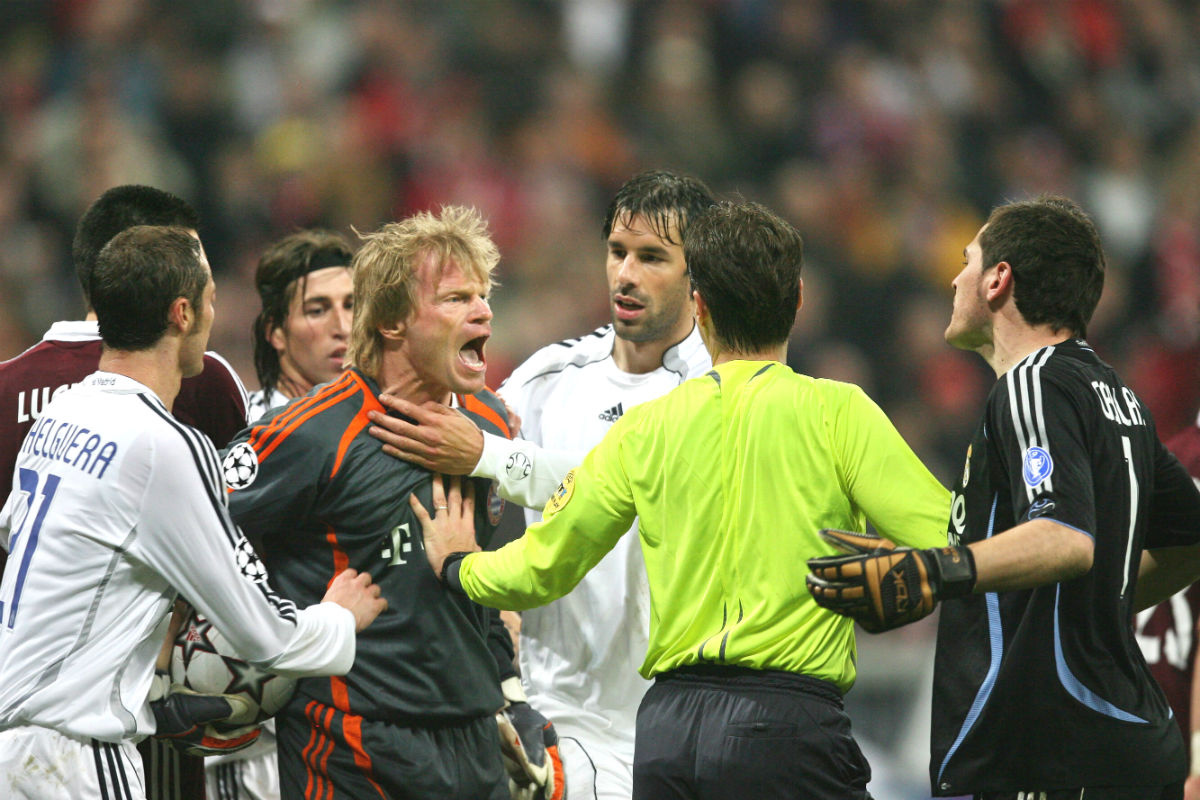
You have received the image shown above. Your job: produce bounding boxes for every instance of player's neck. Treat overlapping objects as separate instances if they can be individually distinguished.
[986,318,1075,377]
[98,348,184,411]
[612,322,693,375]
[374,362,452,408]
[275,371,314,401]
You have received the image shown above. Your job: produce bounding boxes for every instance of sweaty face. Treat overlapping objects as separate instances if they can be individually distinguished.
[394,254,492,400]
[945,226,992,352]
[606,213,693,345]
[270,266,354,395]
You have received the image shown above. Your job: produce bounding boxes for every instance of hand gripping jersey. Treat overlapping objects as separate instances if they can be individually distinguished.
[1135,413,1200,762]
[931,340,1200,795]
[225,369,514,723]
[0,372,353,742]
[496,325,710,753]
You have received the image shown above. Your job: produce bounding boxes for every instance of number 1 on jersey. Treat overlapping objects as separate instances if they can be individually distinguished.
[2,468,60,629]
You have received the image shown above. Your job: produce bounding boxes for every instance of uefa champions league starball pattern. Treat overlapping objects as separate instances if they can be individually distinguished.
[170,608,296,722]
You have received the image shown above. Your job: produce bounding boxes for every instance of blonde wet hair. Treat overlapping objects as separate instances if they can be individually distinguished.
[347,206,499,379]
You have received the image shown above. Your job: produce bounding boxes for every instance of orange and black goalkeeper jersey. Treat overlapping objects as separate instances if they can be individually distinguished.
[224,369,514,723]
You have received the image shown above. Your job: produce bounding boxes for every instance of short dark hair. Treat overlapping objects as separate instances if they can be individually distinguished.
[602,169,716,245]
[73,185,199,308]
[252,229,354,391]
[91,226,207,351]
[685,201,804,353]
[979,195,1105,338]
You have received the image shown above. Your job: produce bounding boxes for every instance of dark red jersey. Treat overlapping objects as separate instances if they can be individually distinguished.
[0,321,249,571]
[1137,415,1200,759]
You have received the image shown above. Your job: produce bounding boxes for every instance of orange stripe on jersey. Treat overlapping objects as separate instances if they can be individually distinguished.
[250,372,359,458]
[331,381,382,478]
[301,701,329,800]
[323,525,349,587]
[249,371,355,450]
[460,392,510,438]
[316,704,337,795]
[329,675,350,713]
[342,713,387,798]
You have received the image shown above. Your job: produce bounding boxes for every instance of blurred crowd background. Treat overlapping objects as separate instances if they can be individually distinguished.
[2,1,1200,795]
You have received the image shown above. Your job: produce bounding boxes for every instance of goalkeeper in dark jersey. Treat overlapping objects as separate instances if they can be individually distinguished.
[223,207,561,800]
[807,196,1200,799]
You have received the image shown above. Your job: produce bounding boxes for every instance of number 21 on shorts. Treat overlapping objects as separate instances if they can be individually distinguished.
[0,468,60,629]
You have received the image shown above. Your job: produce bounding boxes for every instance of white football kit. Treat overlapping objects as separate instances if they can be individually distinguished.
[0,372,356,800]
[471,325,710,799]
[246,387,289,426]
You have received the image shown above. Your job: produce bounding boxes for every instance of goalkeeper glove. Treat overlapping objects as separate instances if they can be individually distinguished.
[149,674,262,757]
[495,677,566,800]
[805,529,976,633]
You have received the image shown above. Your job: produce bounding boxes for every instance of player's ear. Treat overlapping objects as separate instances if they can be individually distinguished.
[796,278,804,311]
[267,323,287,353]
[168,296,193,334]
[378,320,406,341]
[693,290,709,326]
[986,261,1014,304]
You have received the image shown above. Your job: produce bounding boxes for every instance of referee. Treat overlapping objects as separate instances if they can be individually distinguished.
[808,196,1200,799]
[420,200,951,799]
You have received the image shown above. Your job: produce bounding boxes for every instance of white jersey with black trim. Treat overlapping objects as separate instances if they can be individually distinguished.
[0,372,354,743]
[487,324,710,754]
[247,387,290,425]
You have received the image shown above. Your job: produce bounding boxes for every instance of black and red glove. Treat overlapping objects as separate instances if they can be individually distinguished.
[149,674,262,757]
[495,677,566,800]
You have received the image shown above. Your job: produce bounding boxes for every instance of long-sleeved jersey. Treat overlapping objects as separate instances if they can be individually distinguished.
[226,368,514,723]
[458,359,950,692]
[0,372,353,743]
[931,340,1200,795]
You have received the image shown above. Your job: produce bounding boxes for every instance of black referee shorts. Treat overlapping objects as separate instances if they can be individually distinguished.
[275,698,508,800]
[633,665,871,800]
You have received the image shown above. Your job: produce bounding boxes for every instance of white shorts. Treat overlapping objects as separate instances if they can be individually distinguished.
[0,725,145,799]
[559,734,633,800]
[205,723,278,800]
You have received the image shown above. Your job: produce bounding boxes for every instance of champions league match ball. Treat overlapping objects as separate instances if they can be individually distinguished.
[170,608,296,722]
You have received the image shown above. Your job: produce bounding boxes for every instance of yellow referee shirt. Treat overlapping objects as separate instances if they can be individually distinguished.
[459,360,949,692]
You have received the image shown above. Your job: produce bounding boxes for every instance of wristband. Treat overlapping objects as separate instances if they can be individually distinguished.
[1192,731,1200,776]
[440,551,472,592]
[926,545,977,600]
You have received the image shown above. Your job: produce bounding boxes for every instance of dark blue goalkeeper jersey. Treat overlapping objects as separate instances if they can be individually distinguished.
[225,369,515,724]
[931,339,1200,795]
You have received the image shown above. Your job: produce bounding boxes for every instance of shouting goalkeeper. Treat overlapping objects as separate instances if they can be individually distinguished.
[418,201,950,800]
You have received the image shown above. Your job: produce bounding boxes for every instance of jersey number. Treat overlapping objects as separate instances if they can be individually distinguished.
[1,468,60,629]
[381,523,412,566]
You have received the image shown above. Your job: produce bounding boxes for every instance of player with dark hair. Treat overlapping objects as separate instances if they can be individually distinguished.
[807,195,1200,799]
[223,207,562,800]
[248,230,354,420]
[1138,410,1200,800]
[0,225,385,800]
[0,185,250,800]
[0,184,248,482]
[369,169,716,798]
[420,200,951,799]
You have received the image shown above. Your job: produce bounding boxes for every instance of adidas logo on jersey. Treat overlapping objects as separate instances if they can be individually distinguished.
[598,402,624,422]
